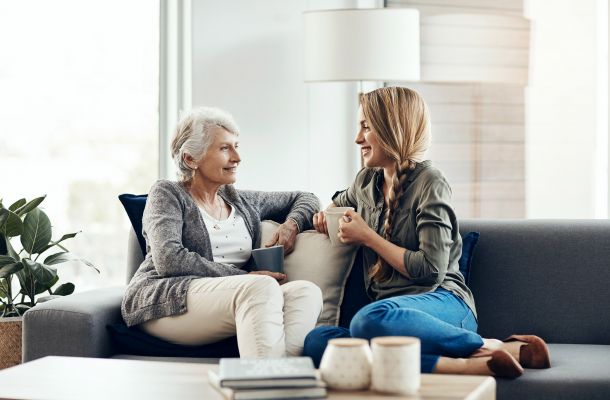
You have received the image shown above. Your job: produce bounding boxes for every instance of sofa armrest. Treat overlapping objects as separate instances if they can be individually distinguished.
[22,286,126,362]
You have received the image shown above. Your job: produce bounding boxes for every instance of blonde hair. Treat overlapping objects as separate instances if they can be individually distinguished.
[170,107,240,183]
[360,87,431,282]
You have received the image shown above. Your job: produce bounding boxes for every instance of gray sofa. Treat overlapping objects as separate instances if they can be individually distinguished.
[23,219,610,399]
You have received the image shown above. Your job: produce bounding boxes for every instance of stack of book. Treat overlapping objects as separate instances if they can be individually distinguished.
[208,357,327,400]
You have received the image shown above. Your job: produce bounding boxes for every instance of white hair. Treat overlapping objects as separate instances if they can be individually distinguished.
[170,106,240,182]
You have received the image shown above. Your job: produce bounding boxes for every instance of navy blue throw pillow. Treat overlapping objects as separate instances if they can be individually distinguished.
[118,194,148,257]
[107,322,240,358]
[458,231,480,285]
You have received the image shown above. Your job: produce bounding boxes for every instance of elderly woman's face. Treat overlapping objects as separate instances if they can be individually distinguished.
[196,126,240,185]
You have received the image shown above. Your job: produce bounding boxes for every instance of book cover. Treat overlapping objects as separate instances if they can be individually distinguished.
[218,357,317,389]
[209,370,326,400]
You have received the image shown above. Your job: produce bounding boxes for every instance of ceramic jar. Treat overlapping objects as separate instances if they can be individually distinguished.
[319,338,372,390]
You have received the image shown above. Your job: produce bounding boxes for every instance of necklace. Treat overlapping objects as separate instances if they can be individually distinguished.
[209,195,224,230]
[194,193,225,230]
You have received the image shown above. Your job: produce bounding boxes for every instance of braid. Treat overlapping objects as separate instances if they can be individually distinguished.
[369,159,415,282]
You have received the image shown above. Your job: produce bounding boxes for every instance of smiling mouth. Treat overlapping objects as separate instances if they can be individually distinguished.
[223,167,237,172]
[361,147,371,156]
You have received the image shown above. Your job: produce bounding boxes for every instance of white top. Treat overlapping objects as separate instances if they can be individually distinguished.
[199,204,252,268]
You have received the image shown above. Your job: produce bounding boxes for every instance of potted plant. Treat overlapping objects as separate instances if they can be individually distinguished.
[0,195,98,369]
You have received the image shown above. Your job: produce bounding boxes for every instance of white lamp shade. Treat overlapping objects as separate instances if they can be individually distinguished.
[304,9,420,82]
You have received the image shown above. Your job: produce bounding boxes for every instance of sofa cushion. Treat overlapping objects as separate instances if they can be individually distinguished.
[260,221,358,326]
[459,231,480,285]
[118,194,147,257]
[107,322,240,358]
[496,343,610,400]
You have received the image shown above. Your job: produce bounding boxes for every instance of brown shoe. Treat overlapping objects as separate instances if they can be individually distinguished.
[487,349,524,379]
[504,334,551,369]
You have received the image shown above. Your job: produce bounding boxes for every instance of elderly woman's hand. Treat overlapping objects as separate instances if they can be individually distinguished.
[265,219,299,255]
[249,270,286,282]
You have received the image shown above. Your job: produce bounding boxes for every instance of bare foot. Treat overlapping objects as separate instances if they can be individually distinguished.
[470,338,503,357]
[435,356,493,375]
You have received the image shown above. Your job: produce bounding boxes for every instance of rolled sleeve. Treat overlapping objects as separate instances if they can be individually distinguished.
[403,179,455,284]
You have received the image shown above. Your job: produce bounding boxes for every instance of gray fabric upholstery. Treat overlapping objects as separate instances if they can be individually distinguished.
[496,344,610,400]
[127,228,144,283]
[22,286,125,362]
[460,219,610,344]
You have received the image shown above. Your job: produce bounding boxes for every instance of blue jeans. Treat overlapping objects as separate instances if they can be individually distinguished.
[303,288,483,372]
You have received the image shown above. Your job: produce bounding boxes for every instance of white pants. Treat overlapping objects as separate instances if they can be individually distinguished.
[141,275,323,358]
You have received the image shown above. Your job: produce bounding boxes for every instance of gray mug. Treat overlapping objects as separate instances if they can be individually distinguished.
[251,245,284,273]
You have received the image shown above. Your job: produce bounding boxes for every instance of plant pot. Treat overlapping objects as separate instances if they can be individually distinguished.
[0,316,22,370]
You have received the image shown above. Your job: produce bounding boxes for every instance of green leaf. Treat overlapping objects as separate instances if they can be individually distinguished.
[35,232,79,255]
[0,233,6,256]
[3,236,19,259]
[14,196,46,217]
[0,255,17,267]
[53,282,75,296]
[0,261,23,279]
[0,209,24,238]
[16,259,58,301]
[54,232,79,244]
[35,274,58,295]
[14,304,31,313]
[77,257,100,273]
[0,278,8,298]
[8,199,26,212]
[21,208,52,255]
[43,252,73,265]
[27,259,57,287]
[16,260,36,301]
[0,209,7,227]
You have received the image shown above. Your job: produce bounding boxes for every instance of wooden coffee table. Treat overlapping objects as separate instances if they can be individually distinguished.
[0,356,495,400]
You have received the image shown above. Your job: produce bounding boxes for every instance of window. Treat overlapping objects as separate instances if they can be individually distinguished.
[0,0,159,290]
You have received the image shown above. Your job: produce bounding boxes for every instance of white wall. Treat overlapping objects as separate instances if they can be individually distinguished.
[525,0,605,218]
[191,0,360,205]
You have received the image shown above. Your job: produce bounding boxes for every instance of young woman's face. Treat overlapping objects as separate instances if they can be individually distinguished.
[194,126,241,185]
[355,106,392,169]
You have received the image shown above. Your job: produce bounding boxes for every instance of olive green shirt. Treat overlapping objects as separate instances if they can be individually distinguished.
[332,160,477,318]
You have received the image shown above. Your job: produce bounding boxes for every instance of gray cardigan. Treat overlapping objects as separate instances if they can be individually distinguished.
[121,180,320,327]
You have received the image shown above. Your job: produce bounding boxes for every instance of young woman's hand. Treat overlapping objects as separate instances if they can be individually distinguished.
[312,211,328,235]
[338,209,375,246]
[264,219,298,255]
[249,270,287,281]
[312,202,336,235]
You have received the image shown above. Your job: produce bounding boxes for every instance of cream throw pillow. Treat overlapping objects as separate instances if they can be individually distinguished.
[260,220,358,326]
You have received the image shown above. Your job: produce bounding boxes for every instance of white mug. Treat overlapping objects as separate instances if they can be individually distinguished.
[371,336,421,395]
[323,207,355,246]
[319,338,372,390]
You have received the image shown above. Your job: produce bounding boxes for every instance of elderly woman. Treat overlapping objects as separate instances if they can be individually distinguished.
[121,107,323,358]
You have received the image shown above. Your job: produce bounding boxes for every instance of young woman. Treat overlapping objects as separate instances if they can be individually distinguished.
[304,87,550,378]
[122,107,322,358]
